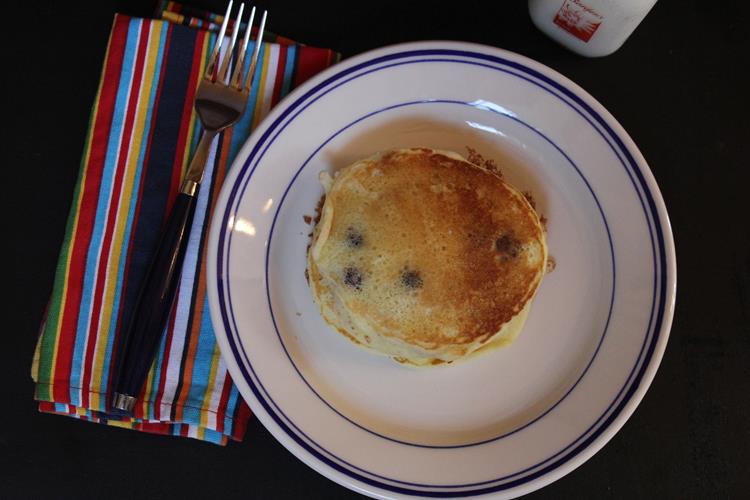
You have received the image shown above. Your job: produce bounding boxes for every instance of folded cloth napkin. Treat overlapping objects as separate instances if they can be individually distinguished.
[31,3,339,445]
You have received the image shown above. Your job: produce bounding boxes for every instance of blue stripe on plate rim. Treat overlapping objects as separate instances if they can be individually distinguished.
[214,46,672,497]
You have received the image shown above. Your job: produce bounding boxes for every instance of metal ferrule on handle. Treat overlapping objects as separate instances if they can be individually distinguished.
[181,130,217,195]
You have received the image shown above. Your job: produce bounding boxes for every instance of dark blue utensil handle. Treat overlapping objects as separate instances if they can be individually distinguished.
[110,191,197,415]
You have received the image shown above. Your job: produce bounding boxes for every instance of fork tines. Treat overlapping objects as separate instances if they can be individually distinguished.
[204,1,268,90]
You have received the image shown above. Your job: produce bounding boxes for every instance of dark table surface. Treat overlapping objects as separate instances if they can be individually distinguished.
[4,0,749,498]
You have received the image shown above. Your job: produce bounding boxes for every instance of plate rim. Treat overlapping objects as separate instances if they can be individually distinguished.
[207,41,676,499]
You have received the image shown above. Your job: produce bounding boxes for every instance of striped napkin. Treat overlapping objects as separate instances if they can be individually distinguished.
[31,3,339,445]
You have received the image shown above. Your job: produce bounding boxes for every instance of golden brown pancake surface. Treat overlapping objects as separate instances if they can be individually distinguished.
[308,148,547,365]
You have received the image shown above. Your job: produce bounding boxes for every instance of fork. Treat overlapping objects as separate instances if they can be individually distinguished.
[111,1,267,414]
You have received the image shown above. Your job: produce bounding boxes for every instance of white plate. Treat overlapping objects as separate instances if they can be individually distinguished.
[207,42,676,499]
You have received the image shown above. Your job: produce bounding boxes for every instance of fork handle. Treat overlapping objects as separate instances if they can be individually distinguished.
[182,130,217,196]
[110,190,197,415]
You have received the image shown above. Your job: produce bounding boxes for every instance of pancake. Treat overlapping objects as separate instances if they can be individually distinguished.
[307,148,547,366]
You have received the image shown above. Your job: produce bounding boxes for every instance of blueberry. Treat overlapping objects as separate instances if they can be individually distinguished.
[401,269,423,290]
[346,227,364,248]
[495,234,521,259]
[343,267,363,290]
